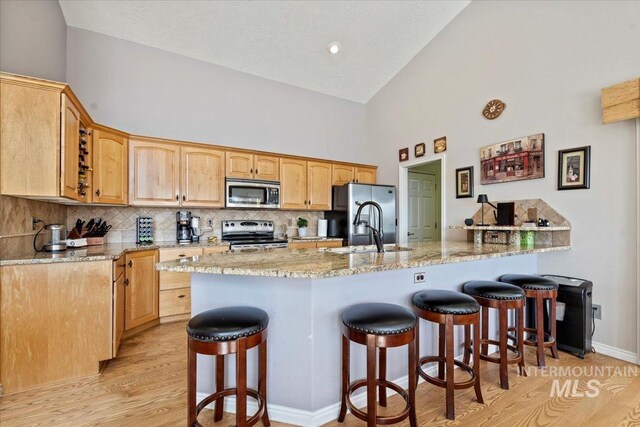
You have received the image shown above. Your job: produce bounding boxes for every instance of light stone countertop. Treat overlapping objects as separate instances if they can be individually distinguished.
[156,241,570,279]
[0,241,231,266]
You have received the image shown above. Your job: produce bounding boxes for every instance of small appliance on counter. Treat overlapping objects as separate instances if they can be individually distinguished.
[68,218,112,246]
[317,219,328,238]
[136,216,154,244]
[177,211,193,244]
[190,215,205,243]
[40,224,68,252]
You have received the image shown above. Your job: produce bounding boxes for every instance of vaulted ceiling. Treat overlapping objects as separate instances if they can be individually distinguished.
[59,1,468,103]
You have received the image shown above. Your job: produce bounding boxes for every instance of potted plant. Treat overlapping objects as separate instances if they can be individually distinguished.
[297,217,309,238]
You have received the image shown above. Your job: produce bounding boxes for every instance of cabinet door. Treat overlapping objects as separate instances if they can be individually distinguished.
[125,250,159,330]
[93,129,128,204]
[113,272,125,357]
[355,167,377,184]
[129,139,180,206]
[332,164,355,186]
[254,155,280,181]
[182,146,225,207]
[280,158,307,210]
[307,161,332,210]
[60,95,81,200]
[226,151,254,179]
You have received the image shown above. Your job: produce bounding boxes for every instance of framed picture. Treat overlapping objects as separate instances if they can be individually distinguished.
[434,136,447,153]
[456,166,474,198]
[399,147,409,162]
[558,146,590,190]
[480,133,545,185]
[414,143,425,158]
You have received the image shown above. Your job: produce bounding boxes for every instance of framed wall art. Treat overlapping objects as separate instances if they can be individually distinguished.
[414,143,425,158]
[434,136,447,153]
[399,147,409,162]
[479,133,545,185]
[558,146,590,190]
[455,166,474,198]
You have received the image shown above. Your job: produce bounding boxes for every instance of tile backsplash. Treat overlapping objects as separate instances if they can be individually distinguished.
[67,206,324,243]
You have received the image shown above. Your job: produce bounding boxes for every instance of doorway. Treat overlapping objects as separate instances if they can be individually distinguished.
[398,155,445,245]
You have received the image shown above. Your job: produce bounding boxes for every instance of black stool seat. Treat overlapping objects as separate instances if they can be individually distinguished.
[413,290,480,315]
[342,303,416,335]
[499,274,559,291]
[462,281,525,300]
[187,306,269,342]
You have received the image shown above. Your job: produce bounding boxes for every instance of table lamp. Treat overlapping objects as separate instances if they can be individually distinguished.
[476,194,497,226]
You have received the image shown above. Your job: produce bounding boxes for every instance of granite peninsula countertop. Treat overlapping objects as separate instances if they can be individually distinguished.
[156,241,570,279]
[0,241,231,266]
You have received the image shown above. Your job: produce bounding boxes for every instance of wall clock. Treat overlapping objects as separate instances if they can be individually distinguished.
[482,99,506,120]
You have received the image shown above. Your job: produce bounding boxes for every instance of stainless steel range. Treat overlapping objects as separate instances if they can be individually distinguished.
[221,220,288,251]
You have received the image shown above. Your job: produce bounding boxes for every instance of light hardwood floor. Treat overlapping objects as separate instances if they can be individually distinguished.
[0,321,638,426]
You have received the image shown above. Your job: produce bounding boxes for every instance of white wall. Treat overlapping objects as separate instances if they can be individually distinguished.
[66,28,368,164]
[0,0,67,81]
[366,1,640,353]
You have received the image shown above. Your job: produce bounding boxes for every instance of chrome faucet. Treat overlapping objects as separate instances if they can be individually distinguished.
[353,201,384,253]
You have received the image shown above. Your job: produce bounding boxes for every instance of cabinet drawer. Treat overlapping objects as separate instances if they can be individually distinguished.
[113,255,126,280]
[159,271,191,291]
[317,240,343,248]
[288,241,318,249]
[202,245,230,255]
[159,247,203,262]
[160,288,191,317]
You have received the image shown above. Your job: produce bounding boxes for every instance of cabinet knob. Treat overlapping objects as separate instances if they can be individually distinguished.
[124,278,129,286]
[178,254,186,257]
[182,195,186,201]
[95,189,100,196]
[128,260,133,267]
[176,195,179,201]
[250,168,254,174]
[255,169,258,175]
[178,294,186,299]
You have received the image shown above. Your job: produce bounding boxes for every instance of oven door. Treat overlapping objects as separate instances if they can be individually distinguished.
[226,179,280,208]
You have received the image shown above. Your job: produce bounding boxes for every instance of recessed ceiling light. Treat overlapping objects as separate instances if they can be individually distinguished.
[328,42,341,55]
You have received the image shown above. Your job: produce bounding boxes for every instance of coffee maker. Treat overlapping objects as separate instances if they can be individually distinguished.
[176,211,193,244]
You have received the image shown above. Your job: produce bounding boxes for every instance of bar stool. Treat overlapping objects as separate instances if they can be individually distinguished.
[412,290,484,420]
[187,306,270,427]
[499,274,560,367]
[462,281,526,390]
[338,303,418,427]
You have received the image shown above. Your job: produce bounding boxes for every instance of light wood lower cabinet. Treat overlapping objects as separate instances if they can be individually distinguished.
[0,261,113,394]
[288,240,343,249]
[125,250,159,330]
[159,288,191,317]
[112,256,126,357]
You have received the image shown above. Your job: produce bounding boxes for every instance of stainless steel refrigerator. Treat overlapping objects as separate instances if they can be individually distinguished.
[324,183,397,246]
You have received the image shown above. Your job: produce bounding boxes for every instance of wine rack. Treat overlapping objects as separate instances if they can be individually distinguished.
[78,126,92,200]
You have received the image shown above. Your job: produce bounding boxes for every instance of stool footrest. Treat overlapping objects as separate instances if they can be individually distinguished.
[345,378,411,425]
[194,387,266,427]
[417,356,477,390]
[477,339,523,364]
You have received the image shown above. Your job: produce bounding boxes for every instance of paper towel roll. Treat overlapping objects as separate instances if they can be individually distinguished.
[317,219,328,238]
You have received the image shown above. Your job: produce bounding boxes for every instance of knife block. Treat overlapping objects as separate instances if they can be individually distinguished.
[86,237,104,246]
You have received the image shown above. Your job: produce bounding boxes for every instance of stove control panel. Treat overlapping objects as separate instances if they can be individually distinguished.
[222,220,274,234]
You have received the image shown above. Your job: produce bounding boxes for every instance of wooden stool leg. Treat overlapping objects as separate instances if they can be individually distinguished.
[378,347,387,407]
[236,339,247,427]
[214,355,224,422]
[445,315,455,420]
[481,306,489,355]
[473,313,484,404]
[259,339,270,426]
[517,305,527,376]
[549,295,560,359]
[338,334,349,422]
[499,304,509,390]
[366,334,377,427]
[536,295,546,367]
[414,319,420,389]
[187,343,197,427]
[463,324,471,365]
[408,333,418,427]
[438,323,446,380]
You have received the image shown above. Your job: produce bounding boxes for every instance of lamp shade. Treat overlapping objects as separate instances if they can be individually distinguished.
[477,194,489,204]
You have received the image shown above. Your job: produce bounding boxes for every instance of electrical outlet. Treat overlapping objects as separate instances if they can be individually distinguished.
[207,219,213,228]
[32,217,41,230]
[414,272,426,283]
[593,304,602,320]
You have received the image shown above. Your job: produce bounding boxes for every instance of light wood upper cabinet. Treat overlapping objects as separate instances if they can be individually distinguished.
[227,151,280,181]
[129,139,180,206]
[182,146,225,207]
[307,161,332,210]
[280,158,307,209]
[332,164,355,186]
[355,166,377,184]
[93,128,128,205]
[60,95,81,201]
[254,155,279,181]
[226,151,254,179]
[125,250,159,330]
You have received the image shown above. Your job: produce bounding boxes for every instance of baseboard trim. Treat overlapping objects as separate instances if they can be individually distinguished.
[196,359,450,426]
[592,341,639,365]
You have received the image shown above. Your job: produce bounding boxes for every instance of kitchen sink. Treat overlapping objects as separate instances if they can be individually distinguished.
[322,245,414,255]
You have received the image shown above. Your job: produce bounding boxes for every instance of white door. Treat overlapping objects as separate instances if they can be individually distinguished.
[408,172,437,242]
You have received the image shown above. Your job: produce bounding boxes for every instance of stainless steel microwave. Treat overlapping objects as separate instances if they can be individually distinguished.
[225,178,280,209]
